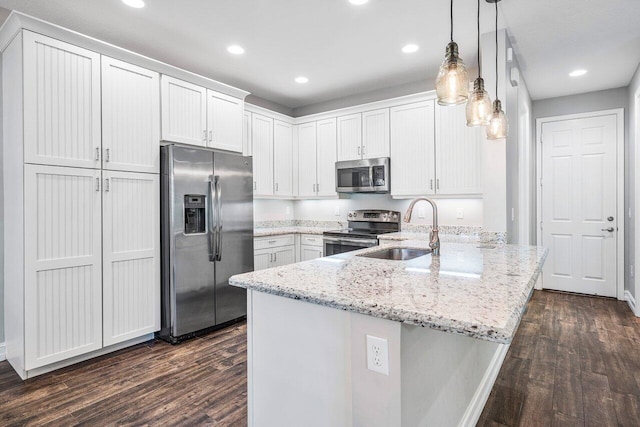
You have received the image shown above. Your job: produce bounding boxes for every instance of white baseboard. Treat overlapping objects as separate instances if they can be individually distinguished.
[458,343,510,427]
[625,290,639,317]
[0,342,5,362]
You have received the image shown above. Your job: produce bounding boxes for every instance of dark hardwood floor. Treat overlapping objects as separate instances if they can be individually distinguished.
[0,291,638,426]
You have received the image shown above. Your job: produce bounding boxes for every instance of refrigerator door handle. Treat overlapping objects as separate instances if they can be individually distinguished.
[208,175,216,263]
[215,176,223,261]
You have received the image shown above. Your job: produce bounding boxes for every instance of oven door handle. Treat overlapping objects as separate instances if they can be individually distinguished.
[323,236,379,246]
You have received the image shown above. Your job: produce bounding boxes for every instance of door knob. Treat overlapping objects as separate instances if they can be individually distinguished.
[607,216,614,221]
[601,227,614,232]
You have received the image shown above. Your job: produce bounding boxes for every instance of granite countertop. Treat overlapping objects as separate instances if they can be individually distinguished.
[230,240,548,344]
[254,227,334,237]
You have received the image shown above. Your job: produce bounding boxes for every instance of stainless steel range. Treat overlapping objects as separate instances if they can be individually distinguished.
[323,210,401,256]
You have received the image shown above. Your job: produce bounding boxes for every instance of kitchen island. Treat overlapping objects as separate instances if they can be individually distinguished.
[230,241,547,427]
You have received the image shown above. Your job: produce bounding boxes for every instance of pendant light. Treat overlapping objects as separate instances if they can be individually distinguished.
[435,0,469,106]
[466,0,492,126]
[486,0,508,139]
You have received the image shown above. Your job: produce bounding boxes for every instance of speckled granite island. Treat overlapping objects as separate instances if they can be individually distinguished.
[230,241,548,427]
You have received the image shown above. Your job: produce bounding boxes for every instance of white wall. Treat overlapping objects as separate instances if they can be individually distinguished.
[295,195,483,227]
[630,64,640,302]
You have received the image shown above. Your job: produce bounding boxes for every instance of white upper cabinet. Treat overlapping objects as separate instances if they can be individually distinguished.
[160,75,207,146]
[362,108,390,159]
[390,101,435,197]
[297,122,318,197]
[102,171,160,347]
[252,114,274,196]
[273,120,293,197]
[207,90,243,153]
[243,111,253,157]
[316,118,337,197]
[435,104,482,195]
[337,114,362,161]
[101,57,160,174]
[23,164,103,369]
[23,31,101,169]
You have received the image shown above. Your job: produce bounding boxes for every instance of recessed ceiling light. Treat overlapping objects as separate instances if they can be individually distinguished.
[227,45,245,55]
[402,44,419,54]
[122,0,145,8]
[569,69,587,77]
[295,76,309,84]
[349,0,369,5]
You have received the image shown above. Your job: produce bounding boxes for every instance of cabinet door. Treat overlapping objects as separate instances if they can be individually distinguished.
[161,76,207,146]
[273,120,293,197]
[254,249,272,271]
[244,111,253,157]
[23,31,101,169]
[252,114,274,196]
[362,108,390,159]
[207,90,243,153]
[273,246,296,267]
[24,165,103,369]
[301,246,323,262]
[337,113,362,161]
[390,101,435,197]
[102,57,160,174]
[435,104,482,195]
[297,122,317,197]
[102,171,160,346]
[316,118,338,197]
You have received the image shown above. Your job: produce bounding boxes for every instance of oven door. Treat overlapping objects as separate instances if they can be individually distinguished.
[323,236,379,256]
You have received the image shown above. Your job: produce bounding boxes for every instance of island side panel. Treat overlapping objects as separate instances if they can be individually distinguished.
[247,290,353,427]
[400,324,507,427]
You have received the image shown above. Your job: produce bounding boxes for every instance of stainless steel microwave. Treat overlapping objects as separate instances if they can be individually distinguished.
[335,158,390,193]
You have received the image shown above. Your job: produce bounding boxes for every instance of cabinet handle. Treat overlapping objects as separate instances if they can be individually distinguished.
[269,240,277,244]
[95,147,100,161]
[316,183,319,193]
[105,148,110,162]
[253,181,257,191]
[357,146,361,156]
[105,178,110,192]
[209,130,213,142]
[436,179,440,190]
[203,130,207,142]
[275,183,279,192]
[95,177,100,192]
[430,179,433,190]
[274,252,277,263]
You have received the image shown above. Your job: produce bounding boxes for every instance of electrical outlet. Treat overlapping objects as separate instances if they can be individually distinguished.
[334,205,341,216]
[456,208,464,219]
[366,335,389,375]
[417,207,426,219]
[286,206,291,216]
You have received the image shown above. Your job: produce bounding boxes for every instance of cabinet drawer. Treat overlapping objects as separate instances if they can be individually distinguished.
[254,234,295,250]
[301,234,323,247]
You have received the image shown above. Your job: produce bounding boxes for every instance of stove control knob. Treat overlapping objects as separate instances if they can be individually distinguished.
[382,213,389,220]
[392,213,398,219]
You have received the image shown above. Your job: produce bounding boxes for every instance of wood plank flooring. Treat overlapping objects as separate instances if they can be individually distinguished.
[0,291,638,426]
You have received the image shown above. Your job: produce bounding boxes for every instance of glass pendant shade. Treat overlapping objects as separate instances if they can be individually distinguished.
[486,99,508,140]
[466,77,492,126]
[436,42,469,106]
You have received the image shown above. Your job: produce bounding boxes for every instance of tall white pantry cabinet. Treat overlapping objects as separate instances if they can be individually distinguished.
[3,31,160,379]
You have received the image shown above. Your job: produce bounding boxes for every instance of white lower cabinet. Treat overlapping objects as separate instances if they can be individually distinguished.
[102,171,160,346]
[254,235,296,270]
[300,234,324,261]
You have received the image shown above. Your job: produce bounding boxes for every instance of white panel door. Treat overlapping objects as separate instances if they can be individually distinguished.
[102,57,160,174]
[23,31,101,169]
[252,114,274,196]
[362,108,390,159]
[301,246,323,262]
[273,246,296,267]
[297,122,318,197]
[103,171,160,346]
[244,111,253,157]
[435,104,482,195]
[207,90,243,153]
[160,76,207,146]
[273,120,293,197]
[337,113,362,161]
[316,118,338,197]
[390,101,435,196]
[254,249,273,271]
[24,165,103,369]
[541,114,618,297]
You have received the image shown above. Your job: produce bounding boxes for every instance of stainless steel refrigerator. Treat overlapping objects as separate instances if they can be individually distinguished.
[160,145,254,343]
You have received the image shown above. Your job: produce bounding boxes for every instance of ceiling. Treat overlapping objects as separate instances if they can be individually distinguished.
[0,0,638,109]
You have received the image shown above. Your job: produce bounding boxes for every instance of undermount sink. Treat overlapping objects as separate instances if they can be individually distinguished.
[357,247,432,261]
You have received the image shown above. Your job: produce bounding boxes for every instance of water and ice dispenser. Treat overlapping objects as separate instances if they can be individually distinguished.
[184,195,206,234]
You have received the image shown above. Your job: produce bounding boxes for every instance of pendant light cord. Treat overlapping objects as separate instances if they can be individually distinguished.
[450,0,454,42]
[495,1,498,96]
[477,0,481,78]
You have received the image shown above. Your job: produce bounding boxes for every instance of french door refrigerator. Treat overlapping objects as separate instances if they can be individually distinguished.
[160,145,254,343]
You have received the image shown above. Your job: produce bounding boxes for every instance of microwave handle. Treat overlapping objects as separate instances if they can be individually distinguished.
[369,167,374,188]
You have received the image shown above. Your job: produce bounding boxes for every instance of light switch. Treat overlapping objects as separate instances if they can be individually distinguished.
[456,208,464,219]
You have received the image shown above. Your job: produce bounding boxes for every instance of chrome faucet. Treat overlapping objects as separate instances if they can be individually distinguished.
[403,198,440,256]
